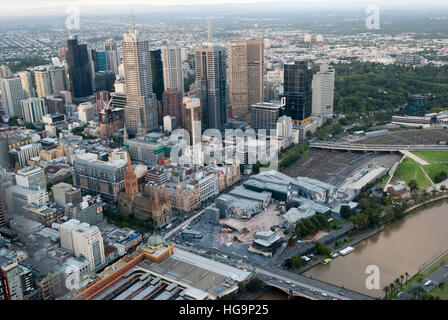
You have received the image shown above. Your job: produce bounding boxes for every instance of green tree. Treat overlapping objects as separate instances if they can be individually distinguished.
[340,205,352,219]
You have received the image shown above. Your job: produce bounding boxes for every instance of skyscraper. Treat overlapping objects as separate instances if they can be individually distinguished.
[150,49,165,101]
[282,59,313,124]
[312,63,335,115]
[104,39,120,75]
[59,219,105,271]
[34,65,68,98]
[20,98,47,124]
[161,45,184,94]
[0,76,27,117]
[66,35,93,98]
[228,39,264,120]
[162,88,183,123]
[91,50,108,72]
[122,19,158,136]
[195,42,227,131]
[182,97,201,146]
[18,71,35,98]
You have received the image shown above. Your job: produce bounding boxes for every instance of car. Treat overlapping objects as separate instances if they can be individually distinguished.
[397,292,404,297]
[321,292,328,297]
[332,298,339,300]
[291,284,296,288]
[286,280,291,284]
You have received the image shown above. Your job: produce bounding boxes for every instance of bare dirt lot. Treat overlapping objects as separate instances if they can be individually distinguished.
[215,204,283,244]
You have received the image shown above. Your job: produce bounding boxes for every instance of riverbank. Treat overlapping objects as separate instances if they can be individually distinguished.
[304,198,448,298]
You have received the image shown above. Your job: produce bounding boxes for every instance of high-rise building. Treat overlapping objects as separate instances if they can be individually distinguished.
[66,35,93,98]
[195,42,227,131]
[282,59,313,124]
[162,88,183,123]
[18,71,35,98]
[0,76,27,117]
[161,45,184,94]
[34,66,68,98]
[94,71,115,92]
[104,39,120,75]
[122,20,158,136]
[406,94,427,116]
[312,64,335,116]
[77,102,95,122]
[150,49,165,101]
[0,258,23,300]
[0,65,11,78]
[15,165,46,191]
[43,96,65,114]
[91,50,108,72]
[250,102,282,132]
[182,97,201,146]
[20,98,47,124]
[59,219,105,271]
[228,39,264,120]
[0,193,6,228]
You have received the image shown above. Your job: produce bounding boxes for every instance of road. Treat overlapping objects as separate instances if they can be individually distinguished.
[255,267,374,300]
[163,207,207,240]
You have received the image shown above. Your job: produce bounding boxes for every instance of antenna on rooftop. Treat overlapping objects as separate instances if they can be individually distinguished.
[130,7,136,33]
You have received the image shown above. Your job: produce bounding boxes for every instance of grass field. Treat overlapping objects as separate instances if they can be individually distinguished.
[411,151,448,162]
[395,158,432,189]
[424,281,448,300]
[423,163,448,183]
[409,151,448,184]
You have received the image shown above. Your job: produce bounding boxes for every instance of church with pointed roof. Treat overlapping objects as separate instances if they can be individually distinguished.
[118,153,172,226]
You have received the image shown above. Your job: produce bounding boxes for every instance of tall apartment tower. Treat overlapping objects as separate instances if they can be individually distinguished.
[312,64,335,115]
[18,71,35,98]
[228,39,264,120]
[20,98,48,124]
[195,42,227,131]
[122,20,158,137]
[105,39,120,75]
[282,59,313,123]
[150,49,165,101]
[0,76,27,117]
[161,45,184,94]
[34,66,68,98]
[182,97,201,146]
[67,35,93,98]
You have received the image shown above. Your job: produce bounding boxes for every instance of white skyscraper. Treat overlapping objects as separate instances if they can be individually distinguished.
[312,64,335,116]
[0,76,27,117]
[161,45,184,94]
[122,17,158,136]
[59,219,105,271]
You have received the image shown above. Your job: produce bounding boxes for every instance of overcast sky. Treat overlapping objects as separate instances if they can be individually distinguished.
[0,0,447,16]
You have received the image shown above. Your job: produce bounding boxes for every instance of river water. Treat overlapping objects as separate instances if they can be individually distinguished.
[305,200,448,298]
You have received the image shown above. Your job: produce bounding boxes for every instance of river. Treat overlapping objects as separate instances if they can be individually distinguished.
[305,200,448,298]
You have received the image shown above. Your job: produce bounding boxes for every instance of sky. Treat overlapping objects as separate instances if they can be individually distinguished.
[0,0,447,16]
